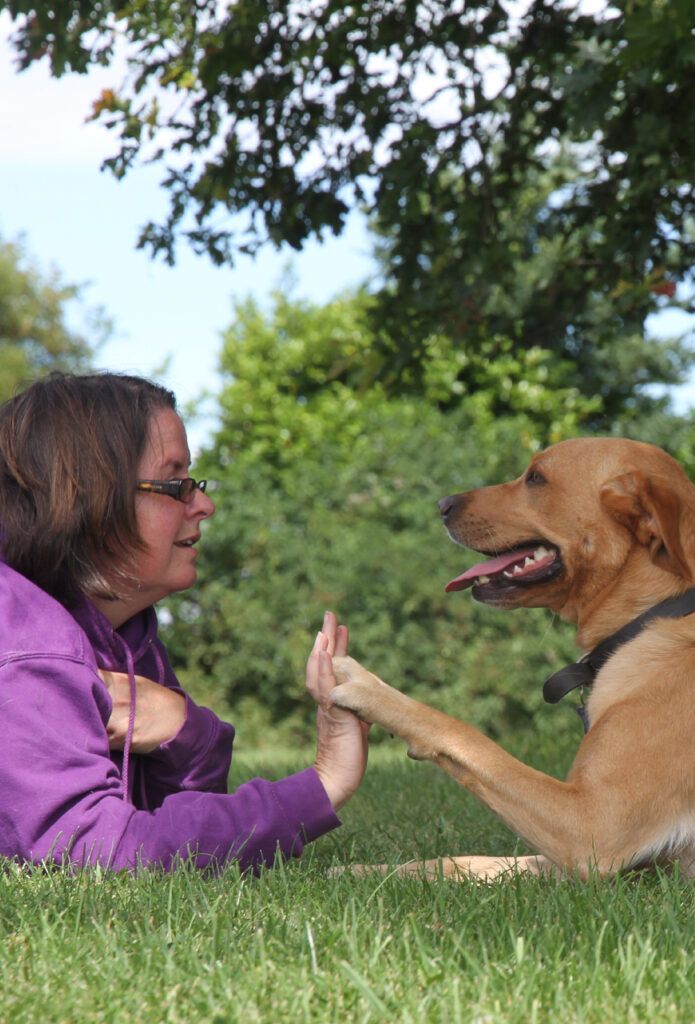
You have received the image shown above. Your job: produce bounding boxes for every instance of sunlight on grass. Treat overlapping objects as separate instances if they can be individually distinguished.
[0,745,693,1023]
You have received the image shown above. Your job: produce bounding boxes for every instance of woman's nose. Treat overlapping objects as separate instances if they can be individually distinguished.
[189,489,215,519]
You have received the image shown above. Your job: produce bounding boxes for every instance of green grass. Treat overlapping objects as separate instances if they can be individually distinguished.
[0,739,694,1023]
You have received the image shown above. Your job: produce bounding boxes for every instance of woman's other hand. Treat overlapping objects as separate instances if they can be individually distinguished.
[306,612,369,811]
[99,669,186,754]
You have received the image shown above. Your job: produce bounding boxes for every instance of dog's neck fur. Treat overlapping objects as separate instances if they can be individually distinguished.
[565,544,695,647]
[572,569,693,651]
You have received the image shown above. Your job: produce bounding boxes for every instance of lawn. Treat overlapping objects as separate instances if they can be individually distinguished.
[0,738,693,1023]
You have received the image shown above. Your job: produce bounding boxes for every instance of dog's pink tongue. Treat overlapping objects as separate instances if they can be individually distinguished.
[445,547,539,592]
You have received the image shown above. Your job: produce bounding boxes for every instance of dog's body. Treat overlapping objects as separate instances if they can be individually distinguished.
[331,438,695,879]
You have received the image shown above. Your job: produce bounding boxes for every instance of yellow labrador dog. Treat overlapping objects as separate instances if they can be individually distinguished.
[331,438,695,879]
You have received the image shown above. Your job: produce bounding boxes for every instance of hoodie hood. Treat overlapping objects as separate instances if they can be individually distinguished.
[68,595,160,674]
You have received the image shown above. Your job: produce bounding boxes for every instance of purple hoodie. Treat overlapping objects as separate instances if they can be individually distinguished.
[0,560,340,871]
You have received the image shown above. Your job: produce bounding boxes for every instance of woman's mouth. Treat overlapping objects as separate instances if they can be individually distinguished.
[174,535,199,549]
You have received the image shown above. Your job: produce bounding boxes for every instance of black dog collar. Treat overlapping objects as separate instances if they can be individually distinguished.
[543,588,695,728]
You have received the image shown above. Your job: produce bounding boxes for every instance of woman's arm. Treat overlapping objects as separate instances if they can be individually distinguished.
[98,665,235,802]
[99,669,186,753]
[0,656,338,872]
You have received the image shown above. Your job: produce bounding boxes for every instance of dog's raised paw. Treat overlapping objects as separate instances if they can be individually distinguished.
[332,655,369,687]
[330,681,367,715]
[332,656,387,689]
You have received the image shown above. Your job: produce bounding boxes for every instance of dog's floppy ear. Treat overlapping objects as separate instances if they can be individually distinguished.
[600,470,692,579]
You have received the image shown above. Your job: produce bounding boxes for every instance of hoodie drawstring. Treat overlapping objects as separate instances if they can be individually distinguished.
[120,642,137,803]
[73,598,164,806]
[119,636,166,805]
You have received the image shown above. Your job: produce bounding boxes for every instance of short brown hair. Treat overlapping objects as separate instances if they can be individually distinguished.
[0,371,177,604]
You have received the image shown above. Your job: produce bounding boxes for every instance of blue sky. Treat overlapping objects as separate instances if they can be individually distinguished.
[1,12,693,453]
[0,14,376,451]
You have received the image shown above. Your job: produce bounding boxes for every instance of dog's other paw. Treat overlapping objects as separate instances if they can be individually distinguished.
[327,862,390,879]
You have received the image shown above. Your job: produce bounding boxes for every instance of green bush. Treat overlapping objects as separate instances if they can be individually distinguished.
[162,294,592,745]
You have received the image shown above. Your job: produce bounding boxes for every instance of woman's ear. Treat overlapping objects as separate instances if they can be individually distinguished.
[600,470,692,580]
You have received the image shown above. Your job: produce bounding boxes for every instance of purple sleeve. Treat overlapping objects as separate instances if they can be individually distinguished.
[142,691,235,805]
[0,656,340,872]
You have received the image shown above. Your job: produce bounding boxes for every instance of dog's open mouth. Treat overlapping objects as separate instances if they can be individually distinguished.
[445,542,563,595]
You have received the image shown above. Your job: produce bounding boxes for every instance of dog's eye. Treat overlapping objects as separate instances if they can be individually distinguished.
[525,468,547,487]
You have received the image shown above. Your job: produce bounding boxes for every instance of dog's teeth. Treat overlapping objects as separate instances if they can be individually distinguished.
[534,546,551,560]
[477,575,490,584]
[524,557,534,567]
[513,564,524,575]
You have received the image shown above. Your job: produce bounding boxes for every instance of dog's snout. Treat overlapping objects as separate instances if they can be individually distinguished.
[438,493,470,522]
[438,495,455,520]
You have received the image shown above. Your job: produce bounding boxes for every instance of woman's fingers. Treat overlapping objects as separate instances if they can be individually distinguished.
[322,611,337,656]
[306,613,348,703]
[335,624,349,658]
[320,613,348,659]
[317,649,336,707]
[306,629,327,698]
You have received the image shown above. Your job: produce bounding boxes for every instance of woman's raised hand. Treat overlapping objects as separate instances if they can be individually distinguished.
[306,611,369,811]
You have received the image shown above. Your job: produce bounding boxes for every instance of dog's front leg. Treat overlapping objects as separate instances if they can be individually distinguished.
[342,854,558,880]
[331,656,613,875]
[332,656,534,773]
[331,656,449,761]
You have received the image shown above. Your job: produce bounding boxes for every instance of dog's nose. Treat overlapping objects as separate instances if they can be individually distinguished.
[438,496,455,520]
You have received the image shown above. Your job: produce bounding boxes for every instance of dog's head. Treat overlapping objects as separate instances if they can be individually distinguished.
[439,438,695,636]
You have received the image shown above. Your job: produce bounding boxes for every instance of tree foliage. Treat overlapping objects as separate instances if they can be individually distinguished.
[4,0,694,417]
[0,236,97,401]
[6,1,693,273]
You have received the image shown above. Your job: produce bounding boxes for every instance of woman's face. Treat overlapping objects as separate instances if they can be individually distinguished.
[127,406,215,611]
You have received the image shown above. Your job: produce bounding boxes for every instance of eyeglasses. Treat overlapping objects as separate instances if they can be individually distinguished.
[135,478,208,503]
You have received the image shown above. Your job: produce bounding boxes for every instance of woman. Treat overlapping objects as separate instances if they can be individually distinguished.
[0,371,367,871]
